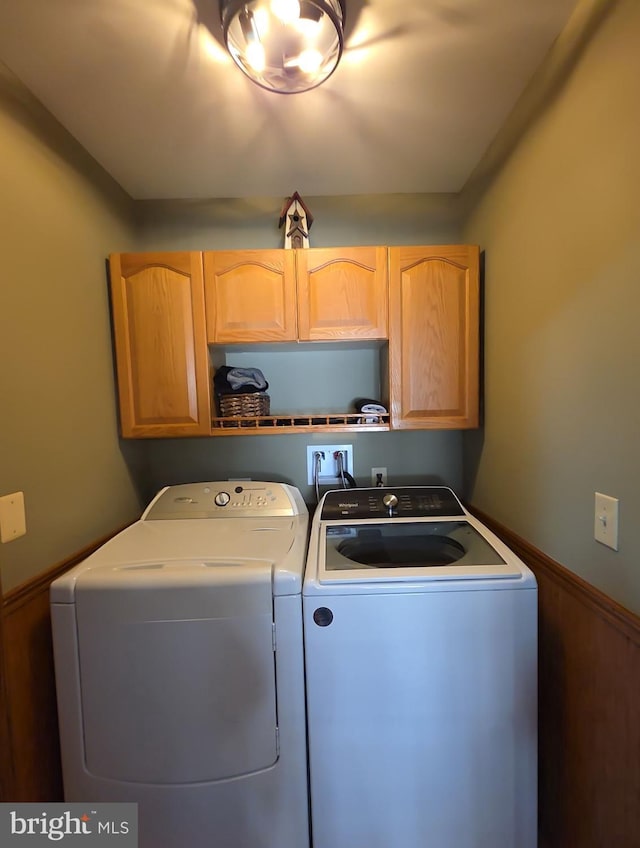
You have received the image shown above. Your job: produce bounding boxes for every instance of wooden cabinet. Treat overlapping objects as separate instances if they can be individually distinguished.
[203,250,297,343]
[107,244,479,437]
[204,246,388,344]
[109,252,212,437]
[297,247,388,340]
[388,245,479,429]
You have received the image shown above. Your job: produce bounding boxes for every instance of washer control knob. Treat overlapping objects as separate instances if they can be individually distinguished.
[382,493,398,516]
[214,491,231,507]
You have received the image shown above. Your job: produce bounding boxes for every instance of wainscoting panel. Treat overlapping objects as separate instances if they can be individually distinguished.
[471,508,640,848]
[0,528,128,802]
[2,577,64,801]
[0,604,15,801]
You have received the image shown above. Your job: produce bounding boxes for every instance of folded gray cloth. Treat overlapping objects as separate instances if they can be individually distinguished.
[214,366,269,395]
[227,367,268,391]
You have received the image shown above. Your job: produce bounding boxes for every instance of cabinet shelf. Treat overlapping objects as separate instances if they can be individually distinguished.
[211,412,390,435]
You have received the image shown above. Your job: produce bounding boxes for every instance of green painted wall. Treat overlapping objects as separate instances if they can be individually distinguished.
[137,430,463,509]
[0,66,142,592]
[134,193,462,251]
[462,0,640,614]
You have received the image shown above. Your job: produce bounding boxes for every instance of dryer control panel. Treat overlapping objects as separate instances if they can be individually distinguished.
[320,487,466,520]
[143,482,306,520]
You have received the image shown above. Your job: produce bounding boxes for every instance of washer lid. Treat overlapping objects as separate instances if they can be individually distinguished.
[312,518,525,586]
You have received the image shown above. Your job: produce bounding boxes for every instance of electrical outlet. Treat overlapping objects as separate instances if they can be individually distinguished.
[371,467,387,487]
[307,445,354,485]
[0,491,26,543]
[594,492,619,550]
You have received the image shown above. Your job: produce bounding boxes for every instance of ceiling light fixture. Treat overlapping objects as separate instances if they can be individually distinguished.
[220,0,345,94]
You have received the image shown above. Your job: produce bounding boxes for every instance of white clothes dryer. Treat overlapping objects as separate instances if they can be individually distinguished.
[303,486,537,848]
[51,481,310,848]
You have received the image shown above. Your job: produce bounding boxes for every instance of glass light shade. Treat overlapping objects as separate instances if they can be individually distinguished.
[221,0,345,94]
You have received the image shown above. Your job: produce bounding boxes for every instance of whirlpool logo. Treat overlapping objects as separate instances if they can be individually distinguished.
[0,805,138,846]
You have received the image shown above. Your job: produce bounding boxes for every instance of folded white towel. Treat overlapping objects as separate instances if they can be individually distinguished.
[360,403,387,415]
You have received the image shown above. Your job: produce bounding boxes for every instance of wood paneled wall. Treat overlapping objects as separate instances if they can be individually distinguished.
[0,601,15,801]
[471,508,640,848]
[0,528,128,802]
[1,571,64,801]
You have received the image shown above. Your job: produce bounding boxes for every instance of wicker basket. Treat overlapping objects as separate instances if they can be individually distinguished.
[218,392,270,420]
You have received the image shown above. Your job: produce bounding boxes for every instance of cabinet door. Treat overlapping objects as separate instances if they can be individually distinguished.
[109,253,211,438]
[204,250,297,343]
[388,245,479,429]
[296,247,388,340]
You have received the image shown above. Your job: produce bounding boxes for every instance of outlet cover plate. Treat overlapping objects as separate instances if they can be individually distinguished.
[0,491,26,543]
[594,492,619,550]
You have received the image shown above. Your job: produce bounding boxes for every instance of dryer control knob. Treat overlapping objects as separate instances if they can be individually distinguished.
[382,493,398,515]
[214,491,231,507]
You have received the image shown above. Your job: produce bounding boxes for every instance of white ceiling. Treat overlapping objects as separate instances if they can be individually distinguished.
[0,0,578,200]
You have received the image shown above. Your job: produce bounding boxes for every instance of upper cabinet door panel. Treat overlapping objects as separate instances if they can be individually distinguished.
[296,247,388,340]
[109,252,211,438]
[204,250,297,343]
[388,245,479,429]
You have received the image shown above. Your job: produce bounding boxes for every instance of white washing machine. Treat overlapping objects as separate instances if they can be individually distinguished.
[51,481,310,848]
[303,486,537,848]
